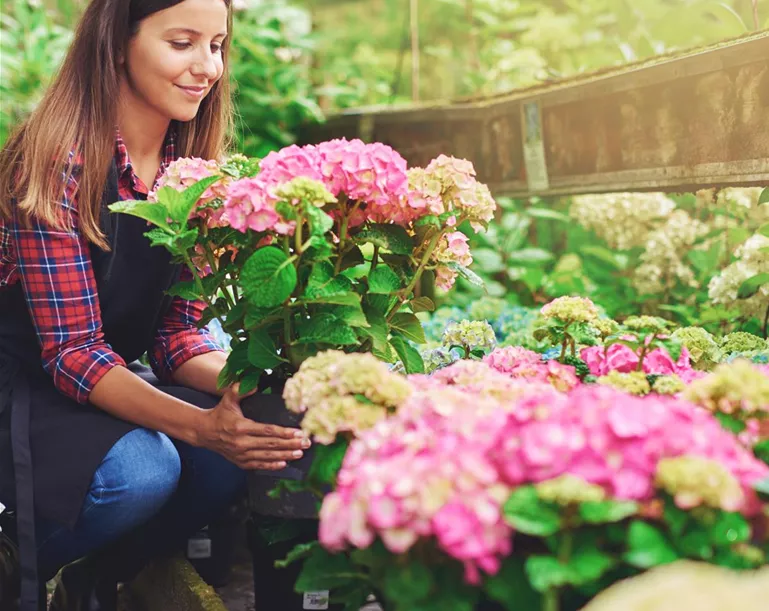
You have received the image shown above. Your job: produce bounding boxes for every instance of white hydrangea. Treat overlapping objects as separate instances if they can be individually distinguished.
[633,210,707,295]
[709,234,769,321]
[569,192,676,251]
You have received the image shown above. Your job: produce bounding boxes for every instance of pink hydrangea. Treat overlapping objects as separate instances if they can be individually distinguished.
[581,343,696,378]
[222,177,294,235]
[149,157,230,227]
[258,144,323,186]
[483,347,579,392]
[319,382,769,586]
[433,231,473,268]
[434,265,458,291]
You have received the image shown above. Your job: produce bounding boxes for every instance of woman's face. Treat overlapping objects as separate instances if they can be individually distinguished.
[122,0,228,123]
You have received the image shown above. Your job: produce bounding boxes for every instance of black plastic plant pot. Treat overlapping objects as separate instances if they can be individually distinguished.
[240,392,320,519]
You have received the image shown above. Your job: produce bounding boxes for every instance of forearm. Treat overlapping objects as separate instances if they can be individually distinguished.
[89,366,209,446]
[171,351,229,396]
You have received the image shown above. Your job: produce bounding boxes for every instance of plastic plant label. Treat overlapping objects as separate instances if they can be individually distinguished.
[186,535,212,559]
[303,591,330,610]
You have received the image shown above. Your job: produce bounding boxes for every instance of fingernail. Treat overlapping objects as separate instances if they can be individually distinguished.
[276,461,287,468]
[292,450,303,458]
[294,430,306,438]
[301,438,312,448]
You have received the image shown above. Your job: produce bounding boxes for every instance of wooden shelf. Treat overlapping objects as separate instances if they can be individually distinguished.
[299,32,769,197]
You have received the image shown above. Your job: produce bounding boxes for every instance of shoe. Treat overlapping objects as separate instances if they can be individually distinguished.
[48,557,117,611]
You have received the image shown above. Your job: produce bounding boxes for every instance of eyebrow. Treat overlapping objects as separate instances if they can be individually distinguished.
[165,28,227,37]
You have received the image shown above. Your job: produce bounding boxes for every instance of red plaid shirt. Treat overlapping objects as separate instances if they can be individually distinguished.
[0,129,221,404]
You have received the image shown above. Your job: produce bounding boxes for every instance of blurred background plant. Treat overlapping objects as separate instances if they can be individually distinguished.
[2,0,767,334]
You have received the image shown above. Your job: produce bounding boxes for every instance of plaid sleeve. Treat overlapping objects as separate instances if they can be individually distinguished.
[149,265,222,383]
[11,168,126,404]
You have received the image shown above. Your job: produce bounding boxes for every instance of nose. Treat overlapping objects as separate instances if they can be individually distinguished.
[191,48,219,81]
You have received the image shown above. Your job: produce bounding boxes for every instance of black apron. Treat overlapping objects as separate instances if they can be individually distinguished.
[0,161,183,609]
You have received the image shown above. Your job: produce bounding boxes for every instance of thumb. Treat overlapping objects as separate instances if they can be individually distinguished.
[228,382,259,403]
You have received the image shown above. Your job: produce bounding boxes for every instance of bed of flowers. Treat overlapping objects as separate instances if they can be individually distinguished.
[110,141,769,611]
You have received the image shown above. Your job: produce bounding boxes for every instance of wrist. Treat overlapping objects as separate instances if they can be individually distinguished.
[186,407,212,448]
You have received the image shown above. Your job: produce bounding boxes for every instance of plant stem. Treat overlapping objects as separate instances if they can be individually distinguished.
[763,304,769,339]
[386,230,442,322]
[543,589,559,611]
[294,215,304,256]
[202,243,236,309]
[371,244,380,271]
[635,333,655,372]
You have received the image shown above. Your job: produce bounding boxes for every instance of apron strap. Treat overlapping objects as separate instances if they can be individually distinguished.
[10,373,39,611]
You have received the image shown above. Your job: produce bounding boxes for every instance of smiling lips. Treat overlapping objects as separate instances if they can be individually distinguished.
[176,84,207,98]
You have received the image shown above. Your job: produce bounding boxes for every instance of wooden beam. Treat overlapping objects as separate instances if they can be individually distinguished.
[299,32,769,197]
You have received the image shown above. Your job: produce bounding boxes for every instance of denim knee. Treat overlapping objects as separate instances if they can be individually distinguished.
[89,429,181,534]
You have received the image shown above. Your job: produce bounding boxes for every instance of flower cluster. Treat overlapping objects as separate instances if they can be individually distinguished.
[721,332,768,355]
[319,381,768,584]
[483,346,580,392]
[655,456,744,512]
[149,157,231,227]
[441,320,497,354]
[432,231,473,290]
[580,343,698,380]
[682,360,769,418]
[283,350,412,444]
[569,193,676,251]
[540,295,599,323]
[709,234,769,321]
[597,371,651,395]
[671,327,721,370]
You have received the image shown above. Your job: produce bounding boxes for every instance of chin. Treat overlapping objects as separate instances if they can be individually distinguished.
[172,107,202,123]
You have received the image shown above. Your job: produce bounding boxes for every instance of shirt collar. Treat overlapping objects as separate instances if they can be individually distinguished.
[114,125,178,190]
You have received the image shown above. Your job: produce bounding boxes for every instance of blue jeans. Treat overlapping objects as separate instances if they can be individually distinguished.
[35,428,246,580]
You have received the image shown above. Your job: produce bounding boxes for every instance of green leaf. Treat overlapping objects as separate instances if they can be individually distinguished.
[241,247,297,308]
[305,204,334,236]
[275,200,298,221]
[390,312,427,344]
[737,273,769,299]
[368,264,402,294]
[238,370,262,395]
[308,438,349,488]
[108,200,172,232]
[484,557,542,610]
[678,529,713,560]
[166,280,201,301]
[579,500,638,524]
[308,293,363,307]
[174,228,199,252]
[304,263,353,300]
[316,303,369,328]
[410,296,435,313]
[663,500,689,537]
[503,486,562,536]
[752,475,769,499]
[275,541,319,569]
[295,313,359,346]
[172,175,223,223]
[526,207,570,222]
[508,248,554,264]
[355,223,414,255]
[580,245,625,270]
[569,548,616,584]
[759,187,769,205]
[710,512,750,547]
[295,547,361,592]
[390,336,425,374]
[383,560,433,604]
[144,227,176,249]
[753,439,769,464]
[247,329,286,369]
[360,306,389,349]
[623,521,679,568]
[714,412,746,434]
[758,223,769,238]
[447,262,485,288]
[524,555,573,592]
[657,337,682,362]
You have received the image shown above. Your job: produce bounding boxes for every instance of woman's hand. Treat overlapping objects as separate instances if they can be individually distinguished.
[199,384,310,470]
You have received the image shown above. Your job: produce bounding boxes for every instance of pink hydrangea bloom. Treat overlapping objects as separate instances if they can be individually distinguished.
[222,177,294,234]
[483,347,579,391]
[581,343,695,379]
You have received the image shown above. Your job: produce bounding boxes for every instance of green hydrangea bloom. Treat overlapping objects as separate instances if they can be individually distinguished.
[273,176,337,207]
[540,296,599,323]
[441,320,497,354]
[468,297,508,323]
[592,318,620,340]
[683,359,769,417]
[536,474,606,505]
[655,456,744,511]
[597,371,651,395]
[671,326,721,370]
[622,315,671,335]
[721,332,768,355]
[652,375,685,395]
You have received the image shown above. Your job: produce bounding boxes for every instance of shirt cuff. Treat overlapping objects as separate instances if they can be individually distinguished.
[150,329,223,383]
[50,347,127,405]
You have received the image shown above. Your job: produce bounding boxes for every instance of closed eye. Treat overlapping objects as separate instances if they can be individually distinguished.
[170,40,192,50]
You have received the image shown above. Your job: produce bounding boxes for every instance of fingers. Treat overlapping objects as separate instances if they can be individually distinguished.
[242,460,287,471]
[243,449,305,463]
[229,382,258,401]
[237,419,309,441]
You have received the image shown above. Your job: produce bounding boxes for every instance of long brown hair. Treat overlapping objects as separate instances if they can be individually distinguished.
[0,0,234,249]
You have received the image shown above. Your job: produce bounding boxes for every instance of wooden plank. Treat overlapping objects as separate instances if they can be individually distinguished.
[299,32,769,197]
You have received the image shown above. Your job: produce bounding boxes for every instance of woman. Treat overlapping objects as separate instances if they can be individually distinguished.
[0,1,310,609]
